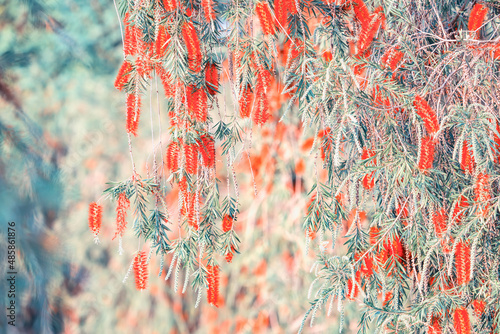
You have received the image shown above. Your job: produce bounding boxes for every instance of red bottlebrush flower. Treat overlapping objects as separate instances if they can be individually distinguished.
[135,56,153,79]
[156,65,174,98]
[184,142,199,175]
[113,193,130,240]
[126,93,141,136]
[322,50,333,62]
[361,148,376,190]
[123,14,138,56]
[455,241,471,285]
[165,141,180,172]
[360,255,374,277]
[460,140,475,175]
[206,264,220,307]
[255,2,276,36]
[88,202,103,237]
[433,208,447,238]
[133,251,148,290]
[182,22,202,72]
[205,63,219,95]
[413,96,440,135]
[352,0,371,27]
[356,15,382,55]
[274,0,287,29]
[287,0,297,14]
[475,173,491,216]
[201,0,216,21]
[468,4,488,39]
[253,91,270,126]
[187,85,208,122]
[390,236,403,259]
[239,84,254,118]
[225,250,234,263]
[452,195,468,225]
[454,307,471,334]
[473,299,486,318]
[156,25,170,57]
[199,134,215,168]
[222,215,233,232]
[380,47,404,71]
[162,0,177,12]
[186,192,200,230]
[114,60,132,91]
[429,317,441,334]
[418,136,435,172]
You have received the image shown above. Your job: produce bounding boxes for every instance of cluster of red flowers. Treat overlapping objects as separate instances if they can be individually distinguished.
[380,47,404,71]
[88,202,103,238]
[255,2,276,36]
[460,140,475,175]
[182,21,203,72]
[413,95,440,135]
[475,173,490,216]
[418,136,435,172]
[274,0,297,29]
[454,306,471,334]
[206,265,220,307]
[468,4,488,39]
[133,251,148,291]
[455,241,471,286]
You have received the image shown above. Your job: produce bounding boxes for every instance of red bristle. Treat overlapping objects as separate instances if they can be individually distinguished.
[201,0,216,21]
[475,173,490,216]
[126,93,141,136]
[453,307,471,334]
[156,25,170,57]
[473,299,486,318]
[381,47,404,71]
[369,226,379,245]
[225,246,235,263]
[133,251,148,290]
[287,0,297,14]
[222,215,233,232]
[256,2,276,36]
[123,14,138,56]
[88,202,103,237]
[468,4,488,39]
[205,63,219,95]
[253,91,270,126]
[135,55,153,79]
[322,50,333,62]
[113,193,130,240]
[413,95,440,135]
[433,208,447,238]
[452,195,468,225]
[382,291,392,307]
[206,265,220,307]
[360,255,374,277]
[461,140,475,175]
[162,0,177,12]
[418,136,435,172]
[114,61,133,91]
[455,241,471,285]
[182,22,202,72]
[429,317,441,334]
[186,192,200,230]
[356,14,382,55]
[165,141,180,172]
[184,142,199,175]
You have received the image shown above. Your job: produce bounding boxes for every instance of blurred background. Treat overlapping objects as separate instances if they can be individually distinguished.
[0,0,361,333]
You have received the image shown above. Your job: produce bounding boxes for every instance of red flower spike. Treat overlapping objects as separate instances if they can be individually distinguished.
[460,140,475,175]
[352,0,371,27]
[165,141,180,172]
[468,4,488,39]
[369,226,379,245]
[455,241,471,285]
[475,173,490,203]
[413,96,440,135]
[123,14,138,56]
[274,0,287,29]
[206,265,220,307]
[380,47,404,71]
[114,61,132,91]
[198,134,216,168]
[453,307,471,334]
[126,93,141,136]
[433,208,447,238]
[418,136,435,172]
[113,193,130,240]
[253,91,270,126]
[184,142,199,175]
[162,0,177,12]
[356,14,382,55]
[452,195,468,225]
[133,251,148,290]
[287,0,297,14]
[205,63,219,95]
[182,22,202,72]
[88,202,103,237]
[473,299,486,318]
[225,251,234,263]
[361,148,376,190]
[156,25,170,57]
[156,65,174,98]
[429,317,441,334]
[255,2,276,36]
[239,84,254,118]
[186,192,200,230]
[201,0,216,21]
[222,215,233,232]
[187,85,208,122]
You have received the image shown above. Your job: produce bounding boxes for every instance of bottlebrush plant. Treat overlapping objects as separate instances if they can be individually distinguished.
[88,0,500,332]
